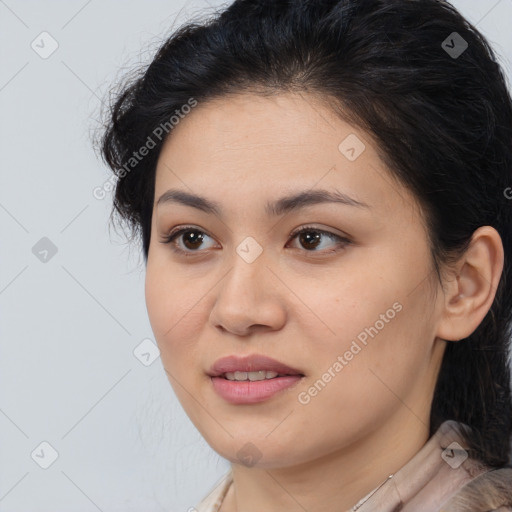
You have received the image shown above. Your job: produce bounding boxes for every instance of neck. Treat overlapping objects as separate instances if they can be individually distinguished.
[222,412,430,512]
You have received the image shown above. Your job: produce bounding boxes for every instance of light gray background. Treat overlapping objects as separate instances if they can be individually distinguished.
[1,1,511,511]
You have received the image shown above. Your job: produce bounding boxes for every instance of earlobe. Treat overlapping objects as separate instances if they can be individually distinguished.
[436,226,504,342]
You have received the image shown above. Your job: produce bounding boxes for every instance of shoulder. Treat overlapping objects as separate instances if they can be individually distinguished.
[193,470,233,512]
[441,467,512,512]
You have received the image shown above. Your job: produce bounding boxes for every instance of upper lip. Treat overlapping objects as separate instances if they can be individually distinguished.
[208,354,305,377]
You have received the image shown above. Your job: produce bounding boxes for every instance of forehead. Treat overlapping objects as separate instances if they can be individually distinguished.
[153,92,418,220]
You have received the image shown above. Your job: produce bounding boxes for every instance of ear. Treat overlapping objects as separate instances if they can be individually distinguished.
[436,226,504,342]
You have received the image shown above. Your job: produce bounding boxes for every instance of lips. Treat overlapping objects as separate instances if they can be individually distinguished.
[208,354,305,378]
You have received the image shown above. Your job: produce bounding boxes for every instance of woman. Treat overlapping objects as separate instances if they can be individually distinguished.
[97,0,512,510]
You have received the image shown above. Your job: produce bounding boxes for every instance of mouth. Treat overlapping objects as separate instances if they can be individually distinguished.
[219,370,305,381]
[208,353,305,379]
[209,371,305,405]
[207,354,305,404]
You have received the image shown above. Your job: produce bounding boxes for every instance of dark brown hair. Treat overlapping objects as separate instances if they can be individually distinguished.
[96,0,512,467]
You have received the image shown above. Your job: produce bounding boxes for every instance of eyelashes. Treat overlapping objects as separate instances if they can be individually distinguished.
[159,224,352,258]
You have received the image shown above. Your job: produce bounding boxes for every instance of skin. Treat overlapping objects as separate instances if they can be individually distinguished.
[144,92,504,512]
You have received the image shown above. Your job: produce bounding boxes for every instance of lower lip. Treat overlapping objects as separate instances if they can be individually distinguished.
[210,375,304,404]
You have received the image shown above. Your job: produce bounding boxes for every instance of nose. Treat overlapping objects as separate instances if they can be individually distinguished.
[208,251,287,336]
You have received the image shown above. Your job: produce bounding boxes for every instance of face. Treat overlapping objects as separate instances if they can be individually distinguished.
[145,92,447,469]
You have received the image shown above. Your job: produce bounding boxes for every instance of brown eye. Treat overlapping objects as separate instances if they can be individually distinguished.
[160,226,217,256]
[180,230,205,250]
[287,226,351,253]
[297,230,322,250]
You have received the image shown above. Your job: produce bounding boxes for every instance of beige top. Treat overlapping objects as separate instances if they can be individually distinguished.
[193,420,512,512]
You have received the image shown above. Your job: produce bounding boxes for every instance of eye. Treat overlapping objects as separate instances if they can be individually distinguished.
[287,225,351,254]
[159,224,351,257]
[159,226,217,257]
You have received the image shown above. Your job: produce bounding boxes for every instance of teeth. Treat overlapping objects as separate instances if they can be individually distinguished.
[224,370,280,381]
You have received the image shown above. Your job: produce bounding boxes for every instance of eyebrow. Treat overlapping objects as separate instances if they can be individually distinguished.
[156,188,370,217]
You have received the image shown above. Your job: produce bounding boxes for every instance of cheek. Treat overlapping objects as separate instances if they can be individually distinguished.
[144,261,209,366]
[300,262,434,397]
[145,260,186,350]
[292,299,432,444]
[144,264,169,338]
[299,268,401,352]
